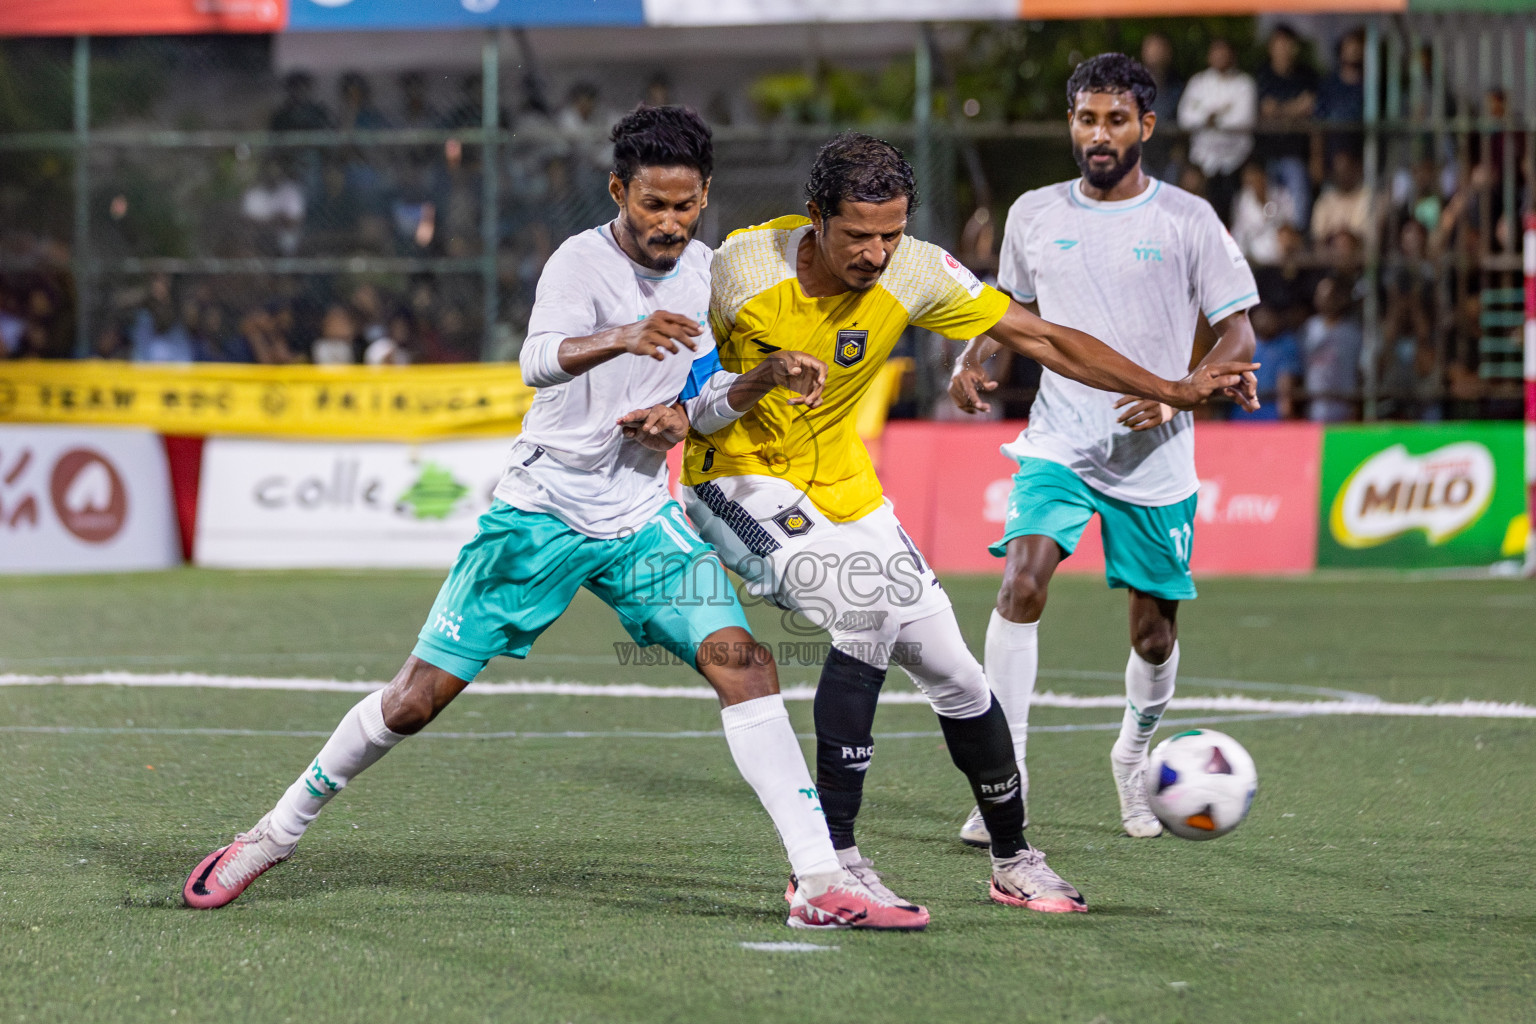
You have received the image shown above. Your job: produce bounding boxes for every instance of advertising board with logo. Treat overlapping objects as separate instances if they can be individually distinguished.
[1317,423,1526,568]
[195,436,513,568]
[878,421,1322,577]
[0,425,180,574]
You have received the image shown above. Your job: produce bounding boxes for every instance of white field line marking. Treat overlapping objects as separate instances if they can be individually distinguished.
[1,672,1534,719]
[739,942,838,953]
[0,712,1310,742]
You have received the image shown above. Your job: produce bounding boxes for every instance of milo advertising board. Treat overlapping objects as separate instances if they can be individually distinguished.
[1317,423,1527,568]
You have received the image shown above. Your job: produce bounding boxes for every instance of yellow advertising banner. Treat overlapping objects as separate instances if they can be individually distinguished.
[0,359,908,441]
[0,361,536,440]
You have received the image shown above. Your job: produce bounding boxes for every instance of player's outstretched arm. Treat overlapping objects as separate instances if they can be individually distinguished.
[550,310,702,380]
[1115,309,1260,430]
[986,301,1258,410]
[949,336,1004,414]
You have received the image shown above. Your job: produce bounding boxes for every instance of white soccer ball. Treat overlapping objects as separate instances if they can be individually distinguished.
[1147,728,1257,841]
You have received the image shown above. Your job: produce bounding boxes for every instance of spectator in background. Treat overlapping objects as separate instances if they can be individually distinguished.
[441,72,508,131]
[1255,24,1317,229]
[307,159,368,251]
[1230,304,1301,421]
[270,71,333,133]
[1231,160,1297,264]
[232,305,297,365]
[1177,164,1208,201]
[349,284,389,353]
[0,291,23,358]
[241,157,305,257]
[398,71,439,131]
[311,304,357,365]
[1311,150,1376,247]
[557,82,614,175]
[130,275,196,363]
[644,74,672,108]
[1380,218,1437,419]
[270,72,334,195]
[1303,274,1363,422]
[398,70,443,173]
[337,72,390,131]
[366,311,415,366]
[1178,37,1256,223]
[1138,33,1184,183]
[1313,28,1366,180]
[1406,157,1444,233]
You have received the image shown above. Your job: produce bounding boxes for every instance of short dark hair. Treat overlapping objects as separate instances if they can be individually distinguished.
[1066,53,1157,117]
[610,105,714,185]
[805,131,920,219]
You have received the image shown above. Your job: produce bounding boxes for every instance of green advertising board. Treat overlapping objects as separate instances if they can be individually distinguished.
[1317,423,1527,569]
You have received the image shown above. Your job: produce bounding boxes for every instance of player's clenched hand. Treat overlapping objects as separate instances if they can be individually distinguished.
[616,311,701,361]
[761,351,827,407]
[1166,360,1261,409]
[1223,370,1261,413]
[949,362,999,414]
[617,403,689,451]
[1114,396,1176,431]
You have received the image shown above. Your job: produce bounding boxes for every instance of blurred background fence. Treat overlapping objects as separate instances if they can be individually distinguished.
[1,7,1534,423]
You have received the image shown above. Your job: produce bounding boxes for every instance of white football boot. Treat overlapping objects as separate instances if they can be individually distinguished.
[1111,754,1164,838]
[988,843,1086,913]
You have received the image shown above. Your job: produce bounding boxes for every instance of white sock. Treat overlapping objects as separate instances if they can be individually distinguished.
[1113,642,1179,766]
[985,610,1038,770]
[720,694,841,889]
[269,690,407,845]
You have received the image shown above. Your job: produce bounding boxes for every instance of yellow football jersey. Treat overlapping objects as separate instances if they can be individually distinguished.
[683,215,1011,522]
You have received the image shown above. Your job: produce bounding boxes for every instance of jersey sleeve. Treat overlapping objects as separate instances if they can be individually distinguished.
[1191,204,1261,324]
[677,336,724,402]
[996,194,1037,303]
[888,239,1011,340]
[520,245,600,387]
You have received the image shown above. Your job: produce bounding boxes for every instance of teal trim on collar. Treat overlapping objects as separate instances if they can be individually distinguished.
[1067,178,1161,213]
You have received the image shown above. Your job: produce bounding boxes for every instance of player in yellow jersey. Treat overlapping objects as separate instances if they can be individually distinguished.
[682,133,1255,915]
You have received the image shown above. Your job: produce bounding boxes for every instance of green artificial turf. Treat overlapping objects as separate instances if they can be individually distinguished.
[2,570,1533,1023]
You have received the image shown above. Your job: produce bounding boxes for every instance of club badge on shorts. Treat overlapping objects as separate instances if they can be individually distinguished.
[834,329,867,368]
[772,505,815,537]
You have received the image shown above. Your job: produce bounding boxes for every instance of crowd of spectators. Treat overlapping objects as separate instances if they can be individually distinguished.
[1,67,645,367]
[2,35,1529,425]
[1140,25,1530,423]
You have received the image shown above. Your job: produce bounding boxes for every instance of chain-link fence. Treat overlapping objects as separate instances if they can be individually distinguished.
[1,20,1532,423]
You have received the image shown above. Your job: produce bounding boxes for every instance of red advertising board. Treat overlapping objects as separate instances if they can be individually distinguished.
[878,420,1322,577]
[0,0,285,36]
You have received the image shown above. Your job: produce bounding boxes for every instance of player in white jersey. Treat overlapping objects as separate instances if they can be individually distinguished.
[949,54,1261,842]
[183,107,927,931]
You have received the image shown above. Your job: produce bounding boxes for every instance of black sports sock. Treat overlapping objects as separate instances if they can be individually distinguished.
[813,647,886,851]
[938,699,1027,859]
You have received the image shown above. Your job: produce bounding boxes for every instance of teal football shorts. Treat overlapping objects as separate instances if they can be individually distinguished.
[988,457,1198,601]
[412,500,749,682]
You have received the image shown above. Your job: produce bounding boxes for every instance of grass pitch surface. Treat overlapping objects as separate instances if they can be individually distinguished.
[2,570,1533,1023]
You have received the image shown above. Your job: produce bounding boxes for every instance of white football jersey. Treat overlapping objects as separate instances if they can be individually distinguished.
[997,178,1259,506]
[495,221,718,538]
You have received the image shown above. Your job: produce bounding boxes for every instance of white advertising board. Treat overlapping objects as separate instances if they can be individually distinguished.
[194,436,513,568]
[0,425,180,574]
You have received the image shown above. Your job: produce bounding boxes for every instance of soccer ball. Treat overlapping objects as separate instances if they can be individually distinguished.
[1147,729,1257,841]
